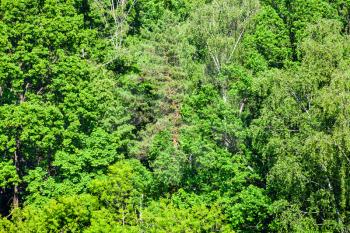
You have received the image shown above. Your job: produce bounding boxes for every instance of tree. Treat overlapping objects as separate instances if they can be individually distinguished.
[251,19,350,231]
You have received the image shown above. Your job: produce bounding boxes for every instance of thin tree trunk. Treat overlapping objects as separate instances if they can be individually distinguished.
[13,139,20,209]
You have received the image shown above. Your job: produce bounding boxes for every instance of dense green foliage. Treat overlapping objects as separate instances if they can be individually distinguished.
[1,0,350,232]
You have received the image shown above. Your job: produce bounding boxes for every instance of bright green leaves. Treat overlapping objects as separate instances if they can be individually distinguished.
[245,0,340,69]
[0,103,63,208]
[89,160,152,226]
[189,0,260,74]
[2,194,99,233]
[225,186,270,232]
[0,0,133,211]
[0,161,20,189]
[1,0,350,232]
[267,157,307,201]
[269,202,319,233]
[0,103,64,162]
[0,0,98,103]
[301,19,349,77]
[244,6,291,68]
[90,159,152,206]
[140,198,232,233]
[250,19,350,230]
[148,130,186,192]
[128,0,205,33]
[1,160,152,232]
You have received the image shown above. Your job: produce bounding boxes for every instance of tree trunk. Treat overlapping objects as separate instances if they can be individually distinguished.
[13,139,20,209]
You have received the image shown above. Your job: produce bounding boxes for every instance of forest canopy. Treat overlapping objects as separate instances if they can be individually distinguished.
[0,0,350,232]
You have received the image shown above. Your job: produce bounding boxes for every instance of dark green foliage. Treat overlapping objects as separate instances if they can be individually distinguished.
[1,0,350,232]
